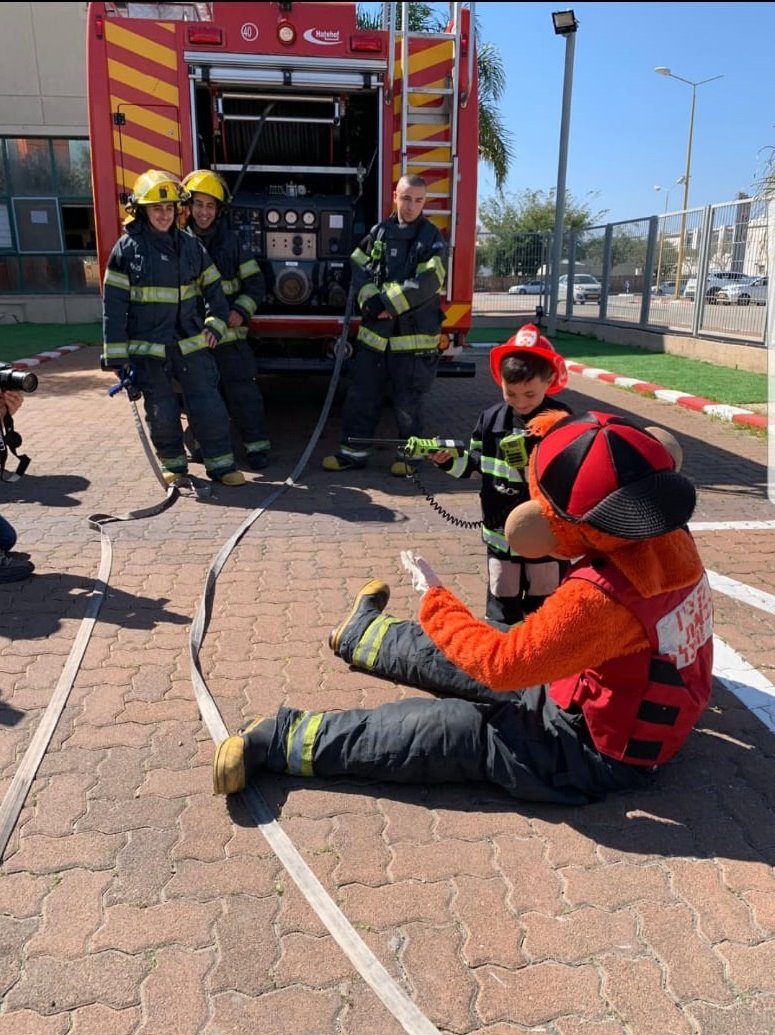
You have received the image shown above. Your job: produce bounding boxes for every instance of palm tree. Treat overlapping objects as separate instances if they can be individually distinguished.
[357,3,513,190]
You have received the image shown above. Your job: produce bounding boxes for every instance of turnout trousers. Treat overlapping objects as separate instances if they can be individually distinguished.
[246,600,654,804]
[213,340,270,457]
[132,346,236,476]
[340,344,439,452]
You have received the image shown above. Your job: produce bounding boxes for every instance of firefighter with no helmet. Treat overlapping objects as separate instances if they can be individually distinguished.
[102,169,245,486]
[182,169,271,471]
[323,174,448,477]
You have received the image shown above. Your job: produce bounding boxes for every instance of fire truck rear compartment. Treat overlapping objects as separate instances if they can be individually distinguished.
[193,83,379,361]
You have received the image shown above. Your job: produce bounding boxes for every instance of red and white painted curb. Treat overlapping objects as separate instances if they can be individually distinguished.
[11,344,84,369]
[565,361,768,430]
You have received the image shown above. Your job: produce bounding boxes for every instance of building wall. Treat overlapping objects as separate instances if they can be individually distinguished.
[0,2,88,135]
[0,2,99,322]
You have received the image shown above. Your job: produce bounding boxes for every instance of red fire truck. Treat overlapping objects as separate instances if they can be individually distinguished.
[86,1,478,376]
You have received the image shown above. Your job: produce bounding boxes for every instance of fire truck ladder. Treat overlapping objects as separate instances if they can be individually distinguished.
[388,2,475,301]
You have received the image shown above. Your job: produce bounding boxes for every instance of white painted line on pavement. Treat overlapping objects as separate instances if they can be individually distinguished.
[690,521,775,531]
[713,636,775,733]
[706,570,775,616]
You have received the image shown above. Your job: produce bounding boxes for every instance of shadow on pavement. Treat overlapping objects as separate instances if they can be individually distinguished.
[0,571,189,639]
[225,680,774,867]
[0,474,89,508]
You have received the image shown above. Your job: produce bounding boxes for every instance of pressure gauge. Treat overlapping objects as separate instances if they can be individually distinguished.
[284,209,299,226]
[266,209,280,226]
[302,210,316,227]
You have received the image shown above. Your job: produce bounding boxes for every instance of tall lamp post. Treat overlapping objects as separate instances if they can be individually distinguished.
[653,176,685,293]
[547,9,578,338]
[655,67,723,300]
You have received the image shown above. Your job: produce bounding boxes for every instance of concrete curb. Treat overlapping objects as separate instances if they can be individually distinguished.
[565,360,768,430]
[11,344,84,368]
[9,343,769,431]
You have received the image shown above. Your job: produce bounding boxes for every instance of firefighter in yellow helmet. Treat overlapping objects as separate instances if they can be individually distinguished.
[182,169,270,470]
[102,170,245,486]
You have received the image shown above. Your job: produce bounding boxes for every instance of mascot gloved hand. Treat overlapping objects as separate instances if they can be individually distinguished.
[401,550,443,595]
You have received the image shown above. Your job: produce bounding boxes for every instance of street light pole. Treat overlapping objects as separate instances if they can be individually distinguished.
[653,176,685,293]
[547,10,578,338]
[655,68,723,300]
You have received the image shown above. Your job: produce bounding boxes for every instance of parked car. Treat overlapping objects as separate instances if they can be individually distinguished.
[508,280,545,295]
[716,276,768,306]
[651,280,686,296]
[683,272,757,303]
[557,273,602,304]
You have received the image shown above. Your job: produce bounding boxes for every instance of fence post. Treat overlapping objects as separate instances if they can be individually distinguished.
[598,225,613,320]
[692,205,713,337]
[639,216,659,326]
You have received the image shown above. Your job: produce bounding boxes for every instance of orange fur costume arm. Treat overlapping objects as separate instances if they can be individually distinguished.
[419,582,648,691]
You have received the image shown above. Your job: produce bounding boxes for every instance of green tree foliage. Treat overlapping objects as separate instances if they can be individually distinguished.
[477,189,605,276]
[356,3,512,189]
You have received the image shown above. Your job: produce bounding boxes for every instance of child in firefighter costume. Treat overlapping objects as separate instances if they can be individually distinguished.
[214,410,713,805]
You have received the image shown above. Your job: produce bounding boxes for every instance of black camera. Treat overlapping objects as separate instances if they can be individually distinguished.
[0,364,38,393]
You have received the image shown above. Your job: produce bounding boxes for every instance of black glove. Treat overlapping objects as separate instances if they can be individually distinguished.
[361,294,387,320]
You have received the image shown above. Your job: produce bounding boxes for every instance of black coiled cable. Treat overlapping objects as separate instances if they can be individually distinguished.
[403,460,482,530]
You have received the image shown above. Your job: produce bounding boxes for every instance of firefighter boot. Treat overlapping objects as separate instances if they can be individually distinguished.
[213,717,268,795]
[211,469,246,487]
[162,468,188,487]
[328,579,391,656]
[322,448,368,472]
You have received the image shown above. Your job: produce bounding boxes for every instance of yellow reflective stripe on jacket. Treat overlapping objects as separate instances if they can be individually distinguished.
[417,254,446,287]
[178,331,210,355]
[482,526,509,553]
[352,247,370,269]
[104,269,130,291]
[387,333,440,352]
[352,615,399,670]
[447,454,469,478]
[481,456,526,482]
[129,283,198,303]
[232,292,256,316]
[239,258,260,279]
[357,282,380,308]
[220,276,240,295]
[218,326,249,344]
[127,339,167,359]
[200,262,221,288]
[357,325,389,351]
[103,342,129,362]
[205,314,228,338]
[286,711,324,776]
[384,281,410,315]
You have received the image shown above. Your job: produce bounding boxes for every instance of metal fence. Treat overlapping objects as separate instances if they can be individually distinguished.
[474,196,769,346]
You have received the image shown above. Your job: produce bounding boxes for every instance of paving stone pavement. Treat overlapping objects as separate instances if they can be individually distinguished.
[0,345,773,1035]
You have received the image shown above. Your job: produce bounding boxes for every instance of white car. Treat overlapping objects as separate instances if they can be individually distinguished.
[716,276,768,306]
[682,272,756,303]
[557,273,602,304]
[508,280,545,295]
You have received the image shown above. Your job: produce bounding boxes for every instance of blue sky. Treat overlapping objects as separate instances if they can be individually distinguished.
[362,2,775,223]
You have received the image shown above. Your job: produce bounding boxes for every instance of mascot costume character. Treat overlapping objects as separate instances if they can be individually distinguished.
[214,410,713,805]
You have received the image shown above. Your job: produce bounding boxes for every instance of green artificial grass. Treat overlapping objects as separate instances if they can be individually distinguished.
[468,327,767,406]
[0,322,102,363]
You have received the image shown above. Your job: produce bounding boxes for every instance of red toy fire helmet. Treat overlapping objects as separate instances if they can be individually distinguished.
[489,323,569,394]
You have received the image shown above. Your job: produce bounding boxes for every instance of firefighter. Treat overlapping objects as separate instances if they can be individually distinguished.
[323,174,448,477]
[214,412,712,806]
[182,170,271,470]
[102,169,245,486]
